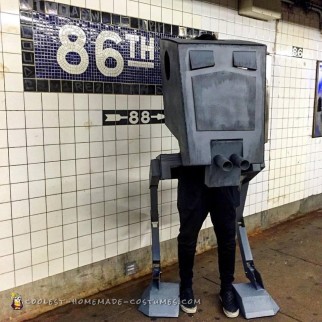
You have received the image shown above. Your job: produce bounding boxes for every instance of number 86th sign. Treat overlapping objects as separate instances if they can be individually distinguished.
[57,25,155,78]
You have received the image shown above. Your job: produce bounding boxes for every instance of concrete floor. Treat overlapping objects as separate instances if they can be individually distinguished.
[28,211,322,322]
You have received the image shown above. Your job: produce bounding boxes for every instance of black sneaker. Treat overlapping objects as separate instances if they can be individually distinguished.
[180,287,197,314]
[219,289,239,318]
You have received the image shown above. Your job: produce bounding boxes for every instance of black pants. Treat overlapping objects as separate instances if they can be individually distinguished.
[177,167,240,291]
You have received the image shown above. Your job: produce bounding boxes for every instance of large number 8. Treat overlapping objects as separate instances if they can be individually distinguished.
[129,111,139,124]
[57,25,89,74]
[141,111,150,124]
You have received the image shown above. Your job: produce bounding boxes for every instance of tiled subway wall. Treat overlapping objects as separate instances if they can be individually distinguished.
[0,0,321,293]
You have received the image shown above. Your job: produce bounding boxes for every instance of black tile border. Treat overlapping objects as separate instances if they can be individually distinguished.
[20,0,215,94]
[23,79,163,95]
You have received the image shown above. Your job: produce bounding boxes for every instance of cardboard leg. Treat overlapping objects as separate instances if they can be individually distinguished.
[233,283,279,319]
[138,282,180,317]
[139,158,180,318]
[234,182,279,318]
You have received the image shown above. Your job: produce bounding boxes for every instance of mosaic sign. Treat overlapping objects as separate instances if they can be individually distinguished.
[20,0,213,95]
[103,110,165,126]
[292,46,303,58]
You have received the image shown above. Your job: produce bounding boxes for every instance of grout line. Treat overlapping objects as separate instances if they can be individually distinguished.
[22,76,33,284]
[57,93,64,275]
[270,248,322,267]
[1,26,16,288]
[279,312,303,322]
[87,94,93,265]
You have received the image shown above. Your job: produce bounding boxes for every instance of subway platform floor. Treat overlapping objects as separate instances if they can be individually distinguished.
[28,211,322,322]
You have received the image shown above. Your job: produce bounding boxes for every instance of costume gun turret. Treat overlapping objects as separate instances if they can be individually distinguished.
[139,39,279,319]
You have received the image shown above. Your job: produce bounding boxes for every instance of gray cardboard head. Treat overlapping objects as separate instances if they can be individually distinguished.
[160,39,266,186]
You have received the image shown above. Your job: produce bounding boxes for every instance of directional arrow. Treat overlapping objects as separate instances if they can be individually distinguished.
[151,113,165,120]
[105,114,128,122]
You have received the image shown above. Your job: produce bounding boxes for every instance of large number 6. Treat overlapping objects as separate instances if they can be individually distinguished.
[57,25,89,74]
[96,31,124,77]
[297,48,303,58]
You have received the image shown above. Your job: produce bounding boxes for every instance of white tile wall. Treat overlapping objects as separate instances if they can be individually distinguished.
[0,0,321,292]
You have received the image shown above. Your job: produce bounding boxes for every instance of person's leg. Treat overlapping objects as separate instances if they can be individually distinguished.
[209,186,240,318]
[177,168,209,313]
[177,171,209,289]
[209,186,239,290]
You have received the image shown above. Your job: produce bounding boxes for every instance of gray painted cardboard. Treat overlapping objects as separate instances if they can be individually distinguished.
[160,39,267,179]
